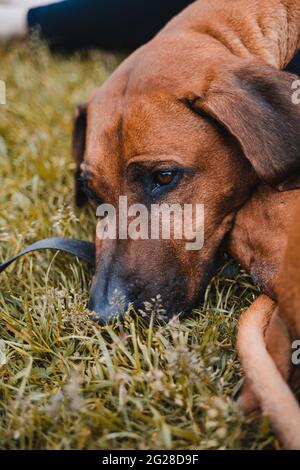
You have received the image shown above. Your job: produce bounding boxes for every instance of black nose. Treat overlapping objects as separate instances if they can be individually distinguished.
[88,265,133,324]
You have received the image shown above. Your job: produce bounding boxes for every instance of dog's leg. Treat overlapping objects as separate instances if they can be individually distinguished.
[237,295,274,415]
[238,297,291,414]
[237,294,300,449]
[265,308,292,383]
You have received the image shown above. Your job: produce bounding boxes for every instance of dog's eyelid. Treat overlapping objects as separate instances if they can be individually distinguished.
[79,172,102,204]
[79,170,90,182]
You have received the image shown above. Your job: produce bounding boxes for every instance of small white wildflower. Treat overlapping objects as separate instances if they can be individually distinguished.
[207,408,218,419]
[119,383,127,407]
[174,396,184,406]
[0,340,7,367]
[45,390,64,418]
[206,420,218,430]
[206,439,218,448]
[0,227,9,242]
[64,370,85,412]
[216,427,227,439]
[212,396,228,410]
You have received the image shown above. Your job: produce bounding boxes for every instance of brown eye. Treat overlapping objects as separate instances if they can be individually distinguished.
[150,169,182,196]
[155,171,176,186]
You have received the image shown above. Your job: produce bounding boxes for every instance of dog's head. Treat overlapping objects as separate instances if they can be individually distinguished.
[73,34,300,323]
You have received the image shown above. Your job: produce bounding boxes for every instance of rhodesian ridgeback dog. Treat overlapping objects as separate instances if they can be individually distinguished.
[73,0,300,323]
[72,0,300,448]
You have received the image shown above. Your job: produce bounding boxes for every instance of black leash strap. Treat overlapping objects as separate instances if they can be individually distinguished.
[0,237,95,274]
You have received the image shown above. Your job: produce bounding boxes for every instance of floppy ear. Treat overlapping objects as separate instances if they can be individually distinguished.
[190,63,300,191]
[72,103,87,207]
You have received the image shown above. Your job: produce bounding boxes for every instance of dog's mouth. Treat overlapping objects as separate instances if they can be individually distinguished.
[88,292,193,326]
[87,250,222,325]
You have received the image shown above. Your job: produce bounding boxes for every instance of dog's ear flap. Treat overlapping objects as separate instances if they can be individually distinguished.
[72,103,88,207]
[191,64,300,191]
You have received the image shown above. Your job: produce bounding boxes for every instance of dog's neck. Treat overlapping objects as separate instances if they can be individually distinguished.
[227,184,300,299]
[169,0,300,69]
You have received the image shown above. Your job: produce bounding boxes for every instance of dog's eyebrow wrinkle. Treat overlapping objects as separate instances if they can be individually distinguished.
[197,27,253,60]
[198,29,236,55]
[126,154,186,167]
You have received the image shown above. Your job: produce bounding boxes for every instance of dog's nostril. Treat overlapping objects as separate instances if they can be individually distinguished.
[88,284,133,324]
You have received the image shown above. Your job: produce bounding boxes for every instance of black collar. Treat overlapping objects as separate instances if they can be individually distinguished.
[285,49,300,76]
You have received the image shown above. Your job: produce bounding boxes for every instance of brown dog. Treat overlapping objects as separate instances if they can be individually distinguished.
[73,0,300,324]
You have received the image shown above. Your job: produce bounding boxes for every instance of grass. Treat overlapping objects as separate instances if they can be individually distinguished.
[0,40,277,450]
